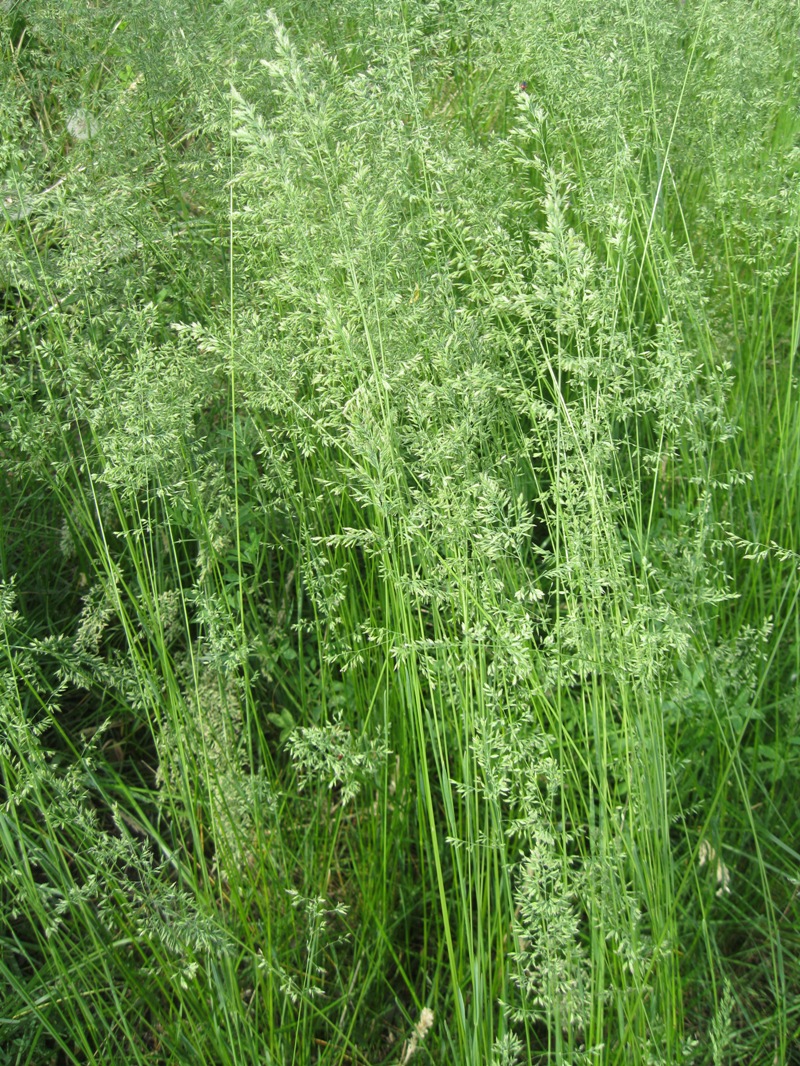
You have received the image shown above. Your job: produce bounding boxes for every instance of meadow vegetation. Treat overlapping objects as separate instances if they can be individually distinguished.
[1,1,799,1063]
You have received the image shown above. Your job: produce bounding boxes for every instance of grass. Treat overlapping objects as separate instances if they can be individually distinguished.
[1,0,799,1063]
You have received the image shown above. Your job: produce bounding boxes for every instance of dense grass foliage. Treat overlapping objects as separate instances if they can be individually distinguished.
[2,1,799,1063]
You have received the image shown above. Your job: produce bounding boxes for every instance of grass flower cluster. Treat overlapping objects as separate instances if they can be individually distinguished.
[1,1,799,1063]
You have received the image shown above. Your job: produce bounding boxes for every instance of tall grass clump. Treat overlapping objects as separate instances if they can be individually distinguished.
[2,0,799,1063]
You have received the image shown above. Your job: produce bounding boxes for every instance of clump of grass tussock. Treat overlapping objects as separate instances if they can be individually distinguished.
[2,1,799,1063]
